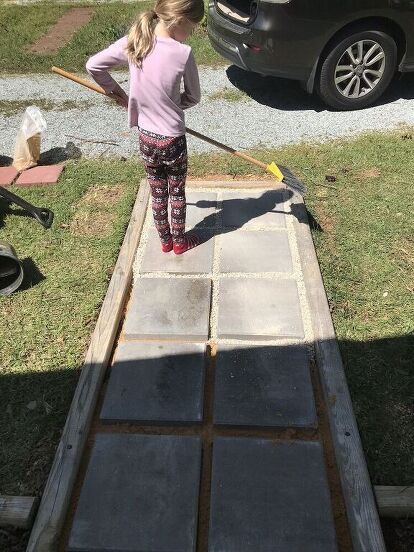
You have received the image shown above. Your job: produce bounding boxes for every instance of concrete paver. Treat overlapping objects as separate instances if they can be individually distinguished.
[217,278,305,339]
[101,342,206,424]
[221,190,287,228]
[209,437,337,552]
[213,344,316,427]
[150,192,218,229]
[141,228,214,274]
[124,278,211,340]
[185,191,218,227]
[0,166,18,187]
[15,164,64,186]
[69,433,202,552]
[219,230,293,273]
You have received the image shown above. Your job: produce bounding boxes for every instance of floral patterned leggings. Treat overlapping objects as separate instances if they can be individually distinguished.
[139,128,187,245]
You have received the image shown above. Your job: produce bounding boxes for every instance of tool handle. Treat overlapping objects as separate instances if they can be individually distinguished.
[52,66,268,171]
[0,186,54,229]
[185,128,267,170]
[52,66,108,96]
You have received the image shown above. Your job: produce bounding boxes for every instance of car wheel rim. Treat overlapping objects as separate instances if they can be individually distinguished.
[334,40,386,99]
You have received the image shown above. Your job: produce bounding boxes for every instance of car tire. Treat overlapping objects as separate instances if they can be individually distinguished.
[317,30,397,110]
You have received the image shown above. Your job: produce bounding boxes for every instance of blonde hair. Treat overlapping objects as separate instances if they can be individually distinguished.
[126,0,204,66]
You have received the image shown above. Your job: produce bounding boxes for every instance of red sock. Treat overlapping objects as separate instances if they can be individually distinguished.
[161,238,173,253]
[173,234,200,255]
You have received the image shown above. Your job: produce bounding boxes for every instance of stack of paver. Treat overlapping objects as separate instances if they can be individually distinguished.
[67,187,339,551]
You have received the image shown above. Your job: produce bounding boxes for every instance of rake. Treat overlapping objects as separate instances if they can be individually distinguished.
[51,66,306,196]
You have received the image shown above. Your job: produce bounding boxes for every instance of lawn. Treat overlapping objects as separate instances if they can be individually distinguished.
[0,159,143,497]
[0,131,412,550]
[0,1,223,73]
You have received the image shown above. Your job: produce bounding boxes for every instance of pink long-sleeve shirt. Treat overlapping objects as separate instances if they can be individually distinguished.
[86,35,201,137]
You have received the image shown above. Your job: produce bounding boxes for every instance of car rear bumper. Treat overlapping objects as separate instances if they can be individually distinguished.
[207,2,318,82]
[207,6,251,71]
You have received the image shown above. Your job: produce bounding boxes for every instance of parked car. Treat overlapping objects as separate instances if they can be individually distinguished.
[207,0,414,110]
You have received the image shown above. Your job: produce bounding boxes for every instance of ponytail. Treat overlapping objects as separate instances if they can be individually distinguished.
[126,10,157,67]
[126,0,204,67]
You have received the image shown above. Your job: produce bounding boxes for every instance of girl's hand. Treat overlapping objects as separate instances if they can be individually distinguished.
[109,85,129,108]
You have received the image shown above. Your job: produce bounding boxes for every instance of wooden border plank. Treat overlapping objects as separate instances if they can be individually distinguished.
[0,496,38,529]
[27,180,150,552]
[375,486,414,518]
[290,192,386,551]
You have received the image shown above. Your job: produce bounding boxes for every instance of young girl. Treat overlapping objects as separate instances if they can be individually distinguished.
[86,0,204,254]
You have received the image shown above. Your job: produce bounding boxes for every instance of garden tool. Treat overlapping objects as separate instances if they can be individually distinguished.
[0,185,54,229]
[51,66,307,196]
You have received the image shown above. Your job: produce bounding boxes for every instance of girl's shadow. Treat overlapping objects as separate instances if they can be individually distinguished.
[188,189,294,244]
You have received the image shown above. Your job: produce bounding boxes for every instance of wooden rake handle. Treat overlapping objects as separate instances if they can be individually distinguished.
[51,66,267,171]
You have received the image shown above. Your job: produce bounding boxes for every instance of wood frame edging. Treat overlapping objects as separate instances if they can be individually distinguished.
[291,192,386,551]
[27,180,150,552]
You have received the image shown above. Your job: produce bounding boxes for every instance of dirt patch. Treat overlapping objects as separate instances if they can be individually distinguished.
[70,210,115,237]
[29,8,95,54]
[359,168,381,179]
[314,204,337,233]
[79,184,126,208]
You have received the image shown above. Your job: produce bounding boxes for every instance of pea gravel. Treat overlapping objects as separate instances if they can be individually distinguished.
[1,68,414,160]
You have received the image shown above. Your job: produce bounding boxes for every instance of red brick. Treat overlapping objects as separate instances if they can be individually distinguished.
[15,165,64,187]
[0,166,19,187]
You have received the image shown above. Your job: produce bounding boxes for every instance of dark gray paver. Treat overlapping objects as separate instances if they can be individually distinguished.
[69,433,202,552]
[221,190,287,228]
[141,228,214,274]
[217,278,304,339]
[213,345,316,427]
[124,278,211,340]
[219,230,293,273]
[209,437,337,552]
[101,342,206,424]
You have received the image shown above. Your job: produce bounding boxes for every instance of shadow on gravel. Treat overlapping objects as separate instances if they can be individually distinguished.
[39,142,82,165]
[0,155,13,167]
[0,142,81,169]
[226,66,414,111]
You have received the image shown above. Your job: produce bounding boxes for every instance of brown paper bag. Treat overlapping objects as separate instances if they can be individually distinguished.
[12,106,46,172]
[13,132,41,171]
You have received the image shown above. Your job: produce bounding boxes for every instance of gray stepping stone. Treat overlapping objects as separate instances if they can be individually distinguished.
[69,433,201,552]
[213,345,316,427]
[221,190,287,228]
[101,342,206,424]
[124,278,211,340]
[219,230,293,273]
[217,278,304,339]
[186,191,218,227]
[141,228,214,274]
[150,192,218,228]
[209,437,337,552]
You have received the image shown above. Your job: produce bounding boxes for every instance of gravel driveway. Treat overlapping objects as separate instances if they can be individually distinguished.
[1,66,414,161]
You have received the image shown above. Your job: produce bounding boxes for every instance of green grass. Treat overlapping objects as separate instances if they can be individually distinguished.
[208,87,247,102]
[0,99,93,117]
[0,159,143,496]
[0,130,412,500]
[0,1,223,74]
